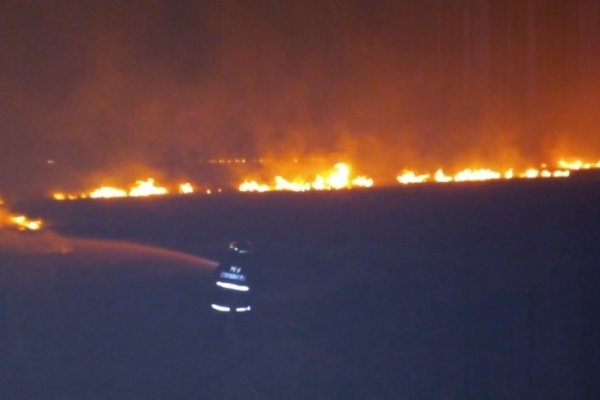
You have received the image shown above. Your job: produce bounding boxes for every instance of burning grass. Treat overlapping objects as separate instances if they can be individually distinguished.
[48,158,600,200]
[0,197,43,231]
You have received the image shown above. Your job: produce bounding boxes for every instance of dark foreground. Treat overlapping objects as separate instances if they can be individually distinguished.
[3,180,600,399]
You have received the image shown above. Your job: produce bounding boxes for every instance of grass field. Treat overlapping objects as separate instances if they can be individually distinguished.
[2,180,599,399]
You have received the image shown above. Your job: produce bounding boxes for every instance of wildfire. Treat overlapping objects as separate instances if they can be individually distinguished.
[53,178,184,200]
[239,162,374,192]
[0,197,44,231]
[397,171,430,184]
[434,169,453,183]
[238,181,270,192]
[558,159,600,170]
[396,164,582,185]
[178,182,194,194]
[49,158,599,200]
[128,179,168,197]
[351,176,375,188]
[454,169,501,182]
[9,215,43,231]
[90,187,127,199]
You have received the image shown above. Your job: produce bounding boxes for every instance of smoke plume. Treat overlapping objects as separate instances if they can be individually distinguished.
[1,0,599,197]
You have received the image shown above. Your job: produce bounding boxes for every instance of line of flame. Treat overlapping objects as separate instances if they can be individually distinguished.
[50,158,599,199]
[396,165,581,185]
[54,179,196,201]
[240,162,374,193]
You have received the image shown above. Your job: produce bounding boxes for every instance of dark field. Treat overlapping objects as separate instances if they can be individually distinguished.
[3,180,600,399]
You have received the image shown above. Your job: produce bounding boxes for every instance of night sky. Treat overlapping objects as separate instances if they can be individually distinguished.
[1,0,599,197]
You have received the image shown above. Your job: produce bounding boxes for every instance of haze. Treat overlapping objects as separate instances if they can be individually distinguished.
[1,0,599,197]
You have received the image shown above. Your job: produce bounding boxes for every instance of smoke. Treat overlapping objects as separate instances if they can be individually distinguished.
[0,228,72,255]
[1,0,599,196]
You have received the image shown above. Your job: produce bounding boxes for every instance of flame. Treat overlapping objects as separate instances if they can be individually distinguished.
[9,215,43,231]
[274,176,311,192]
[239,181,270,192]
[521,169,539,179]
[558,159,600,170]
[54,178,173,200]
[239,162,374,192]
[49,158,598,200]
[395,162,580,185]
[454,169,501,182]
[90,187,128,199]
[0,198,44,231]
[352,176,374,188]
[397,171,430,184]
[434,169,453,183]
[324,162,351,189]
[53,192,82,201]
[128,178,168,197]
[178,182,194,194]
